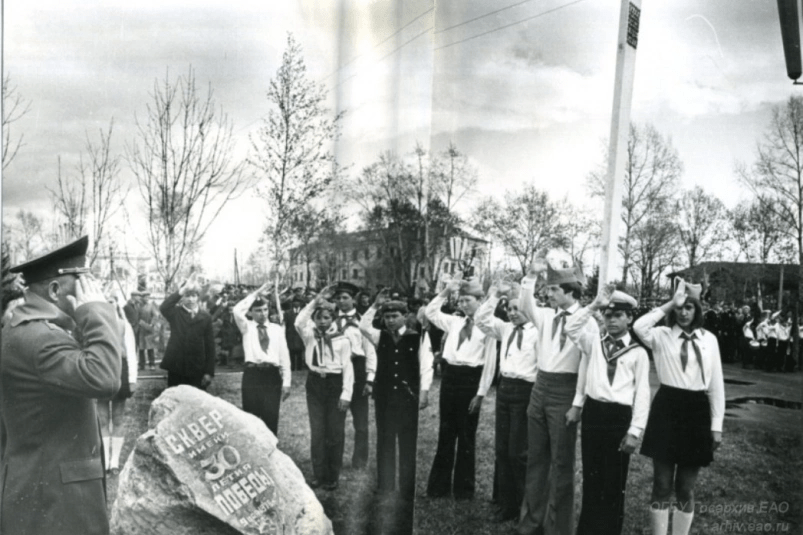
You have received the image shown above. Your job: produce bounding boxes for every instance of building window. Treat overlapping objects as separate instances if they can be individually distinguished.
[341,269,347,279]
[376,247,382,259]
[352,250,358,261]
[352,269,359,279]
[365,248,370,260]
[443,262,450,272]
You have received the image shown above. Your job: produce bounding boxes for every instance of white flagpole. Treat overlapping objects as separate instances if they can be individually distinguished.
[599,0,642,288]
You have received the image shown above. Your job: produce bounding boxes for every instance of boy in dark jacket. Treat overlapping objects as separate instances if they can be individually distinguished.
[159,272,216,390]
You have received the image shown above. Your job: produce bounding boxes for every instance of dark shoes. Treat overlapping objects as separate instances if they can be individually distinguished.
[491,510,518,523]
[322,481,339,491]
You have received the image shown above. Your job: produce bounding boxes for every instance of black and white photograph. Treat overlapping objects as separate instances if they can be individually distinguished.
[1,1,802,534]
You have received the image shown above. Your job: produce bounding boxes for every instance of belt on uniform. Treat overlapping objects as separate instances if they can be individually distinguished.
[311,369,342,378]
[245,362,278,369]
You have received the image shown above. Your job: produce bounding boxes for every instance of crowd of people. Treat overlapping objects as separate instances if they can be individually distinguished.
[1,234,800,535]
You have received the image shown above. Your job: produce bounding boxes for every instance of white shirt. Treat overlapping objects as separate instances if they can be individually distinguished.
[564,307,650,437]
[424,294,497,397]
[474,296,538,383]
[335,309,377,382]
[121,311,138,385]
[633,307,726,432]
[232,293,292,388]
[756,320,770,344]
[295,300,354,401]
[359,306,434,392]
[777,324,791,341]
[518,277,595,407]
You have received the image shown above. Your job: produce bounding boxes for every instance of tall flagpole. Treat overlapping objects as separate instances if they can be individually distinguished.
[599,0,642,289]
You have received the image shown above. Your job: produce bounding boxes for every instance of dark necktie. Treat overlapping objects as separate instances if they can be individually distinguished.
[313,330,333,368]
[337,314,359,333]
[552,311,569,350]
[257,323,270,352]
[604,337,625,385]
[457,317,473,349]
[506,324,525,357]
[680,331,705,383]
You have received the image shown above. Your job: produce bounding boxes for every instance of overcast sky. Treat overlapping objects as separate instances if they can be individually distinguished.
[2,0,797,278]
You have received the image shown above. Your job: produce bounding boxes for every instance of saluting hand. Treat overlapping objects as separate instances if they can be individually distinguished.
[672,278,687,308]
[527,248,549,278]
[373,288,390,308]
[590,283,617,311]
[67,275,107,310]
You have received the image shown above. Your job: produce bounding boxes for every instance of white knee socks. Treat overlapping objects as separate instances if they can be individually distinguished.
[650,508,669,535]
[110,437,125,470]
[102,437,112,470]
[672,509,694,535]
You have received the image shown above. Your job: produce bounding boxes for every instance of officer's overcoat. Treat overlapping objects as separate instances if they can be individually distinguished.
[0,293,122,535]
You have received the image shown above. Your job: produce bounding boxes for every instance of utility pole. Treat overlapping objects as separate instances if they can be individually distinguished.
[599,0,642,289]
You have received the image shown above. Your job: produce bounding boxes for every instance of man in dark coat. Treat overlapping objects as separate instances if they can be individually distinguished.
[0,235,123,535]
[159,273,216,389]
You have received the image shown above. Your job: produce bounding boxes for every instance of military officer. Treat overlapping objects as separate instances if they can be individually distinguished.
[0,236,123,535]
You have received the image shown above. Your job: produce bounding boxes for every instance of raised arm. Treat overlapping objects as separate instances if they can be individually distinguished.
[424,277,462,333]
[474,286,508,341]
[359,306,381,347]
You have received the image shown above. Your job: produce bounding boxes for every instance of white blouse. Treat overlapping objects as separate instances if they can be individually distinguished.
[633,308,725,432]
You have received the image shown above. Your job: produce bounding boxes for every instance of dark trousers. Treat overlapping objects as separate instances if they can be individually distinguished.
[426,362,482,499]
[242,366,282,436]
[139,348,155,369]
[576,397,632,535]
[167,371,206,390]
[517,371,579,535]
[742,342,757,369]
[290,349,305,371]
[376,392,419,498]
[306,372,346,485]
[780,340,795,372]
[496,377,533,517]
[350,356,370,468]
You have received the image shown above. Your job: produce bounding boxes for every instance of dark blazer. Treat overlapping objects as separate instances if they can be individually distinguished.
[0,292,122,535]
[159,292,216,379]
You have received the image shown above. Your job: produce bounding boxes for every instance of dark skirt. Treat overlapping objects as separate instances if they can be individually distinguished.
[641,384,714,467]
[111,358,132,401]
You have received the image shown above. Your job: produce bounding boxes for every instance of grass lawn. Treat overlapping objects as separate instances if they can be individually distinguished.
[110,366,802,535]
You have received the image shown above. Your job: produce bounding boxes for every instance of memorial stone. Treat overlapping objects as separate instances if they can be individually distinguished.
[110,385,332,535]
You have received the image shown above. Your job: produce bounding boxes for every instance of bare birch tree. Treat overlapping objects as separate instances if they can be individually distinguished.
[127,67,248,292]
[675,186,729,267]
[587,123,682,284]
[2,73,31,171]
[249,33,344,275]
[50,156,87,242]
[49,120,126,262]
[473,185,571,276]
[729,200,789,264]
[737,95,803,268]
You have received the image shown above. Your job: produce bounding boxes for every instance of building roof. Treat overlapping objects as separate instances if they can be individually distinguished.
[667,262,800,291]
